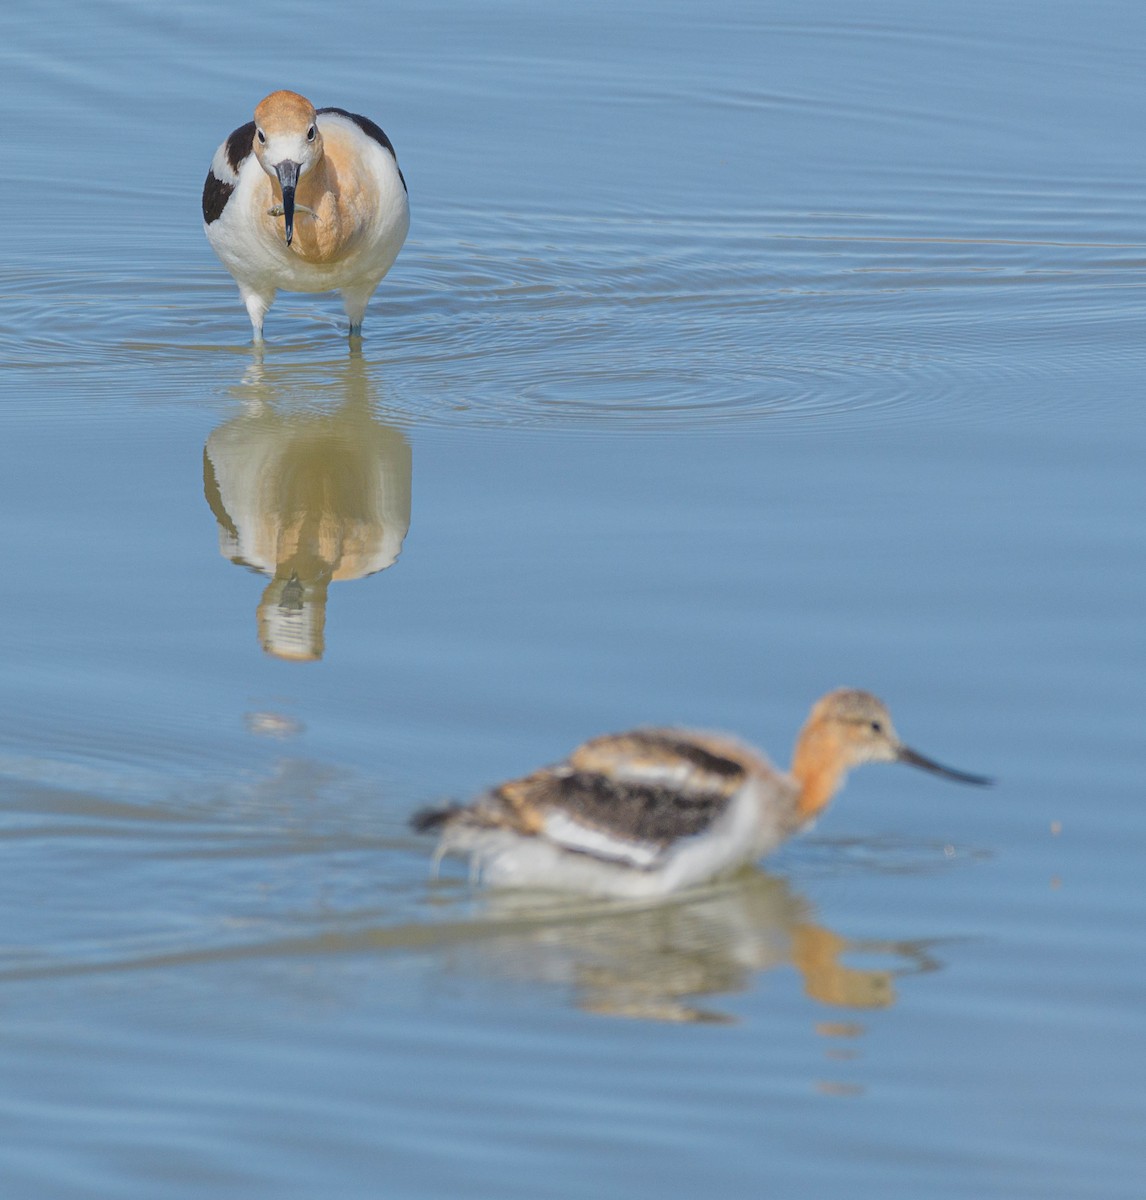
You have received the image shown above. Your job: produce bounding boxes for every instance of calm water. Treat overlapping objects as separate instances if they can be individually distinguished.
[2,1,1144,1196]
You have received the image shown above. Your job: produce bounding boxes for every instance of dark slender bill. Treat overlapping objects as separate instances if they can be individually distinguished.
[897,744,993,786]
[274,160,301,245]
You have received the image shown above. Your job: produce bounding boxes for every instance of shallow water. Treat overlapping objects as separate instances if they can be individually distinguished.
[2,1,1144,1196]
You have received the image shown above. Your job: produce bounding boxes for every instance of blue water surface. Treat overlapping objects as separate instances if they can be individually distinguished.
[0,1,1143,1197]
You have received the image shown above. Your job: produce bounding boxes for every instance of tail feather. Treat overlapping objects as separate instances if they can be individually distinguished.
[410,803,461,834]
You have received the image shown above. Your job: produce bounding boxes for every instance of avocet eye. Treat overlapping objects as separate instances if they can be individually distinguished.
[306,125,316,142]
[870,721,884,733]
[256,128,266,145]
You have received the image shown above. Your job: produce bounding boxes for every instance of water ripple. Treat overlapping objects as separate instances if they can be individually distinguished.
[3,195,1144,434]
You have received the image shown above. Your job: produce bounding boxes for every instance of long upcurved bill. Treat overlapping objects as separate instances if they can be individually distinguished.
[274,160,301,246]
[897,745,993,786]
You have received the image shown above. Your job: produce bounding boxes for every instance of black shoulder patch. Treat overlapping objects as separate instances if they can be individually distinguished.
[225,121,256,173]
[316,107,407,193]
[201,170,234,224]
[203,122,255,223]
[202,447,239,539]
[316,107,395,155]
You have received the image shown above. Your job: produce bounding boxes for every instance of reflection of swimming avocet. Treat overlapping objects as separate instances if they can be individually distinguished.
[203,358,411,660]
[436,868,939,1025]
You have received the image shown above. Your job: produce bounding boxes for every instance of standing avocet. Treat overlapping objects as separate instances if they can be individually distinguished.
[412,689,991,897]
[202,90,409,341]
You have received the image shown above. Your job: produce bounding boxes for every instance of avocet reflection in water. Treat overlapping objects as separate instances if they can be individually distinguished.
[424,866,944,1029]
[203,354,412,660]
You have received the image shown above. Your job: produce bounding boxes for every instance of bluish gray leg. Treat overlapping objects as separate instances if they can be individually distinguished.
[240,287,274,342]
[341,285,375,339]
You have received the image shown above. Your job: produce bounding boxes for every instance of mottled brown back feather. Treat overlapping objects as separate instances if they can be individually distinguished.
[627,731,746,779]
[546,770,735,844]
[485,748,744,849]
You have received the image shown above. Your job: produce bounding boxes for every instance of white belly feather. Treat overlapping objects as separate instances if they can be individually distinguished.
[442,778,794,899]
[205,134,408,296]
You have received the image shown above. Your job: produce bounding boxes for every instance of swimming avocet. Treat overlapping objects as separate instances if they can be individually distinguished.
[412,689,991,897]
[203,90,409,340]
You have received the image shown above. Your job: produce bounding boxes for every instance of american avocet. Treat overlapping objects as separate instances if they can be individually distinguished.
[202,90,409,340]
[412,689,991,897]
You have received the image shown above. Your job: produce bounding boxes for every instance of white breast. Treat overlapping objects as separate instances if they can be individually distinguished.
[205,124,409,295]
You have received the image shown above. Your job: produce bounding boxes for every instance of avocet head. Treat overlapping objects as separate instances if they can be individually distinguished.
[252,90,323,246]
[805,688,992,783]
